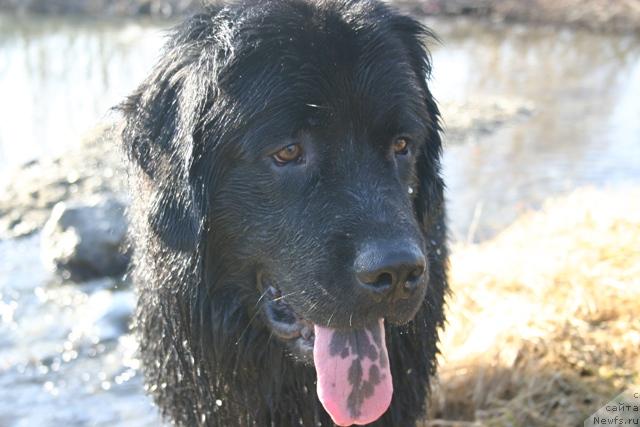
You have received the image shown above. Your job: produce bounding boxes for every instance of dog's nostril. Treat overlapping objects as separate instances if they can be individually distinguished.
[409,266,424,281]
[354,242,426,301]
[403,266,425,292]
[371,272,393,290]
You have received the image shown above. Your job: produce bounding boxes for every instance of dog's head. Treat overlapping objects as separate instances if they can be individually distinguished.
[122,0,443,424]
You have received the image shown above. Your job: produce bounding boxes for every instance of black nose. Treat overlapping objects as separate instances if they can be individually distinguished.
[354,242,426,301]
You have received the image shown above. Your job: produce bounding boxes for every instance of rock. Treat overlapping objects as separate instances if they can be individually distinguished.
[0,122,127,240]
[41,196,130,281]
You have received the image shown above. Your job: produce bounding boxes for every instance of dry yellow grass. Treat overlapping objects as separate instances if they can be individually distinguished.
[424,186,640,427]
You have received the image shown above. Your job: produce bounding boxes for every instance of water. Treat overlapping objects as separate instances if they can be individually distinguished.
[0,15,165,171]
[0,235,160,426]
[0,14,639,427]
[428,20,640,240]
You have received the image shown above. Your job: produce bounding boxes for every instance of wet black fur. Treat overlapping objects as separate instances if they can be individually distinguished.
[120,0,448,425]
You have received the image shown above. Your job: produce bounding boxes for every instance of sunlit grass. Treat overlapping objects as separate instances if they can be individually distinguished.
[424,186,640,427]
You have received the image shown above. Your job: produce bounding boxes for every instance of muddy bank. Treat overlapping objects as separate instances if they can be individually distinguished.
[396,0,640,33]
[2,0,640,32]
[0,123,126,240]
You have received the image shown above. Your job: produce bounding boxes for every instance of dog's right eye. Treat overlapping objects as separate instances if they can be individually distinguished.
[392,137,410,156]
[272,143,303,166]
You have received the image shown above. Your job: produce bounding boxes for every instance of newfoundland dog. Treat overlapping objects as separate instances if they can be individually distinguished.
[120,0,447,425]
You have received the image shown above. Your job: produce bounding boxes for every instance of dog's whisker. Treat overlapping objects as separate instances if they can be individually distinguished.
[272,291,300,302]
[235,308,262,346]
[305,103,329,110]
[327,310,336,328]
[236,289,274,344]
[254,288,270,308]
[266,331,275,347]
[307,300,320,313]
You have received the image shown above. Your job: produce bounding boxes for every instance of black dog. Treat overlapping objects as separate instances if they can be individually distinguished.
[120,0,447,425]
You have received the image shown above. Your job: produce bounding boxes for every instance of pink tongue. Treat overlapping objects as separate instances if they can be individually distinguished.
[313,319,393,426]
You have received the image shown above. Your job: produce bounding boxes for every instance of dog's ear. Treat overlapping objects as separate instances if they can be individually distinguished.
[120,10,224,251]
[414,89,445,231]
[391,15,445,230]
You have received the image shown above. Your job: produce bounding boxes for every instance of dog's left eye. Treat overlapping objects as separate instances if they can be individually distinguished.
[392,137,410,156]
[272,143,303,165]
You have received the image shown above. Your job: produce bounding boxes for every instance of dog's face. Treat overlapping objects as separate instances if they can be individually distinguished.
[219,116,430,354]
[203,2,440,364]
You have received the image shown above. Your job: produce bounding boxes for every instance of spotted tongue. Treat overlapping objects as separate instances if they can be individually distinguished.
[313,319,393,426]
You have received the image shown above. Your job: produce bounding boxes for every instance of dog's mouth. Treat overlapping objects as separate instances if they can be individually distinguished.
[261,284,316,360]
[260,280,393,426]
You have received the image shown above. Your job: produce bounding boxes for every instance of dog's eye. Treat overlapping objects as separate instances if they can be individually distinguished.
[392,137,410,156]
[273,143,303,165]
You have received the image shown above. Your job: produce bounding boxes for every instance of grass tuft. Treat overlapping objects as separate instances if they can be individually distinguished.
[424,186,640,427]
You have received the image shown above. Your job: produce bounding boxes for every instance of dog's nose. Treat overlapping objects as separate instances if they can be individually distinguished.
[354,242,426,301]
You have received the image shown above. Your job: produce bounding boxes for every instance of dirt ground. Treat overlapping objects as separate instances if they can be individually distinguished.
[423,187,640,426]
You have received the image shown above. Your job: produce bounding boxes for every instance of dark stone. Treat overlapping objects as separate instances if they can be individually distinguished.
[41,196,130,281]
